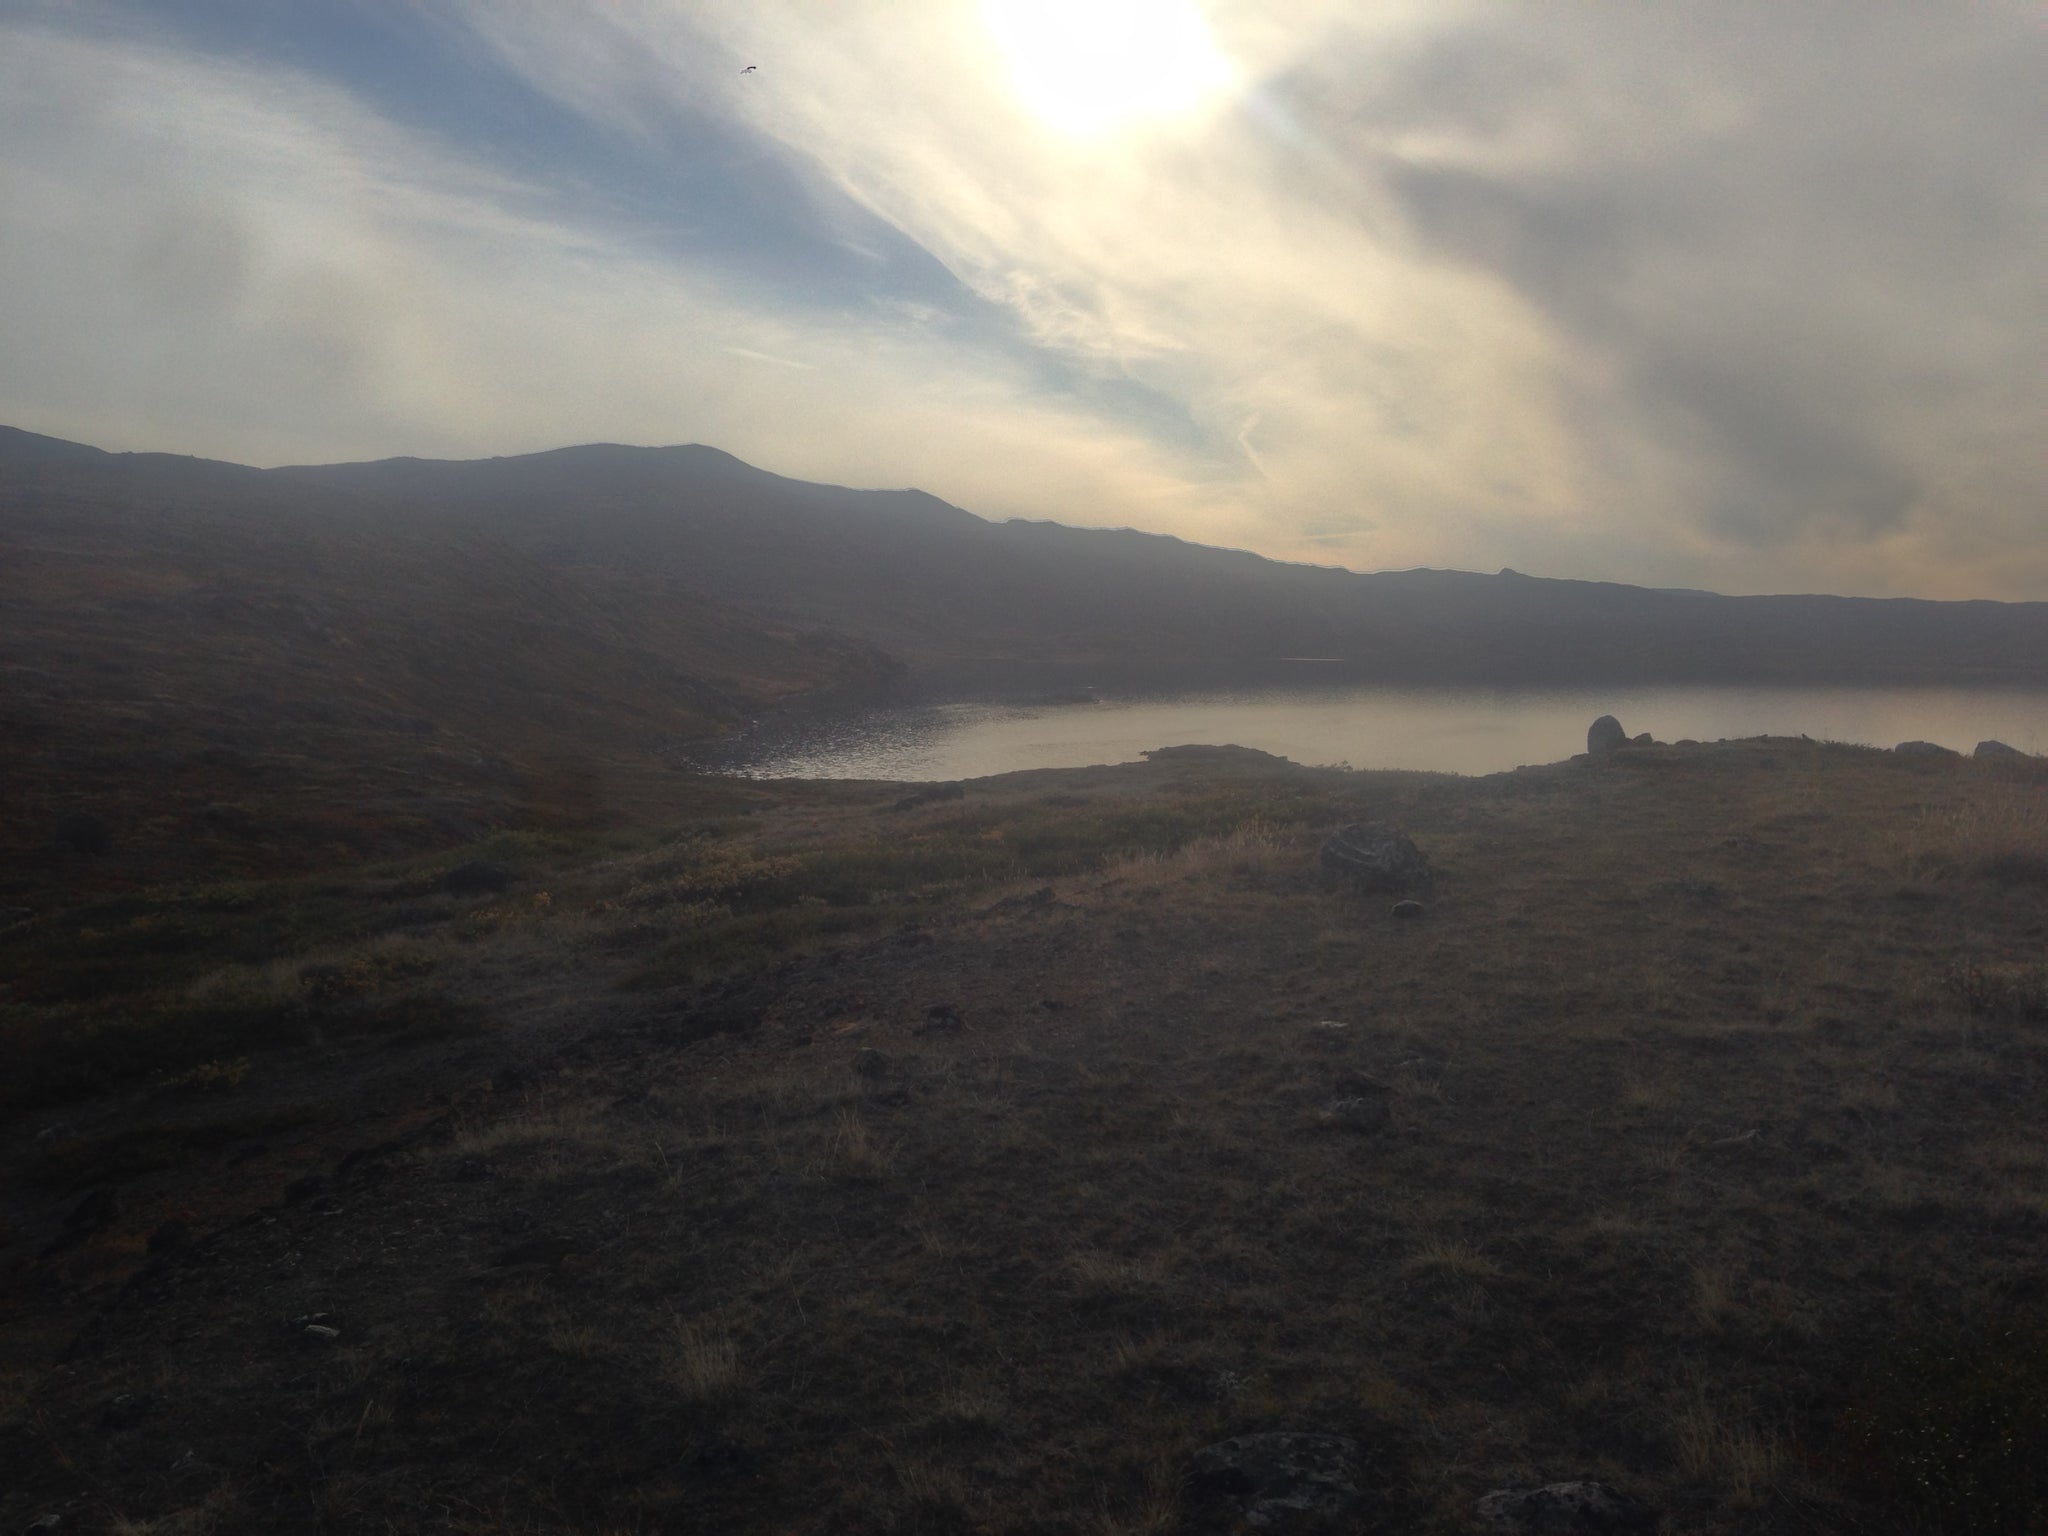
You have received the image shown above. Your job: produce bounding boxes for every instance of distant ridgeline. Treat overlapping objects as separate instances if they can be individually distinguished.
[7,424,2047,687]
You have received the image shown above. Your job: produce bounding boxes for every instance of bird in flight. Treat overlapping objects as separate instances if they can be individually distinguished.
[740,64,757,74]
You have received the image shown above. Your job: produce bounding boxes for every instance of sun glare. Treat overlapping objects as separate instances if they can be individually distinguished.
[981,0,1235,139]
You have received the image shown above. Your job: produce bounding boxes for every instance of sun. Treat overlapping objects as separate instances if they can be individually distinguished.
[981,0,1236,139]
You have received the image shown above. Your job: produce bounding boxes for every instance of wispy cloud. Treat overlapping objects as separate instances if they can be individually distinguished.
[0,2,2040,597]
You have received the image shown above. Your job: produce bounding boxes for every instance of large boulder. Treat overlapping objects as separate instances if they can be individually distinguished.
[1319,823,1432,893]
[1894,741,1960,759]
[1185,1433,1368,1532]
[1975,740,2023,759]
[1586,716,1627,754]
[1474,1481,1658,1534]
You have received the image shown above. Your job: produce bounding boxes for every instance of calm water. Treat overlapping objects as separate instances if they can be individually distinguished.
[708,684,2048,782]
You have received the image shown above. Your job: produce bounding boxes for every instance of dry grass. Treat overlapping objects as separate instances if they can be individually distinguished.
[6,741,2047,1534]
[665,1317,743,1403]
[1670,1387,1786,1508]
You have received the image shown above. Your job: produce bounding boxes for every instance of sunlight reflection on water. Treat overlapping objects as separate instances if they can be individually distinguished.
[711,685,2048,782]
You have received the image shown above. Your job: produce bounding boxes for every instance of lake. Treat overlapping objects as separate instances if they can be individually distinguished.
[702,682,2048,782]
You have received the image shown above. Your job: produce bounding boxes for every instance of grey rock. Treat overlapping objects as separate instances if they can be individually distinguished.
[99,1392,164,1431]
[1320,823,1432,893]
[1586,716,1627,754]
[1631,733,1654,747]
[490,1236,583,1269]
[1975,739,2023,758]
[1186,1432,1368,1531]
[1474,1480,1657,1534]
[441,859,516,894]
[1391,899,1425,920]
[54,810,110,855]
[302,1324,341,1344]
[914,1003,964,1036]
[63,1188,119,1232]
[1894,740,1959,758]
[1321,1096,1391,1134]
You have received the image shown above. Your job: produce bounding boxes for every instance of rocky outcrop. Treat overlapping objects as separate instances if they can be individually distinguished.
[1975,740,2023,758]
[1894,741,1960,758]
[1185,1432,1368,1531]
[1474,1480,1658,1533]
[1587,715,1627,754]
[1319,823,1432,893]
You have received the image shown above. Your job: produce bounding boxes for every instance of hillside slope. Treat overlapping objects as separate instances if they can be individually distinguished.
[275,439,2048,683]
[0,429,892,899]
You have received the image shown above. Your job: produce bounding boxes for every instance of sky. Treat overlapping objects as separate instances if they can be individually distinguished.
[0,1,2041,599]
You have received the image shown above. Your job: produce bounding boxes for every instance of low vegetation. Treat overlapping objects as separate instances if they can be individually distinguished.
[1,739,2044,1533]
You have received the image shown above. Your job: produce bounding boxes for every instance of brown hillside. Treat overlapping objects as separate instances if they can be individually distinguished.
[2,741,2044,1533]
[0,446,892,904]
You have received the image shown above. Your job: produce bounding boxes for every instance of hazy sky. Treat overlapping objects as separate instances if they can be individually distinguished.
[2,2,2041,598]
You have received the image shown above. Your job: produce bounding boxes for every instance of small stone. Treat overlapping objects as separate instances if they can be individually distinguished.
[1186,1432,1368,1531]
[441,859,516,894]
[1586,715,1627,754]
[99,1392,164,1430]
[1474,1480,1657,1534]
[302,1324,341,1344]
[914,1003,964,1036]
[490,1236,583,1269]
[1391,899,1425,920]
[63,1188,119,1232]
[54,810,111,854]
[1321,1096,1391,1134]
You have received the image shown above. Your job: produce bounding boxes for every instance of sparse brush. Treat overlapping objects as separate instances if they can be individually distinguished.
[1403,1239,1499,1279]
[443,1101,612,1158]
[1100,819,1294,887]
[930,1378,1008,1431]
[1692,1262,1740,1331]
[1887,788,2048,885]
[1067,1250,1163,1292]
[665,1317,742,1403]
[1672,1387,1784,1507]
[167,1056,249,1092]
[818,1107,891,1178]
[1944,960,2048,1021]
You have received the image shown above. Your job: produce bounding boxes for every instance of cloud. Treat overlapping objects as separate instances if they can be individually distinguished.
[0,11,1207,527]
[439,1,2042,593]
[0,2,2040,597]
